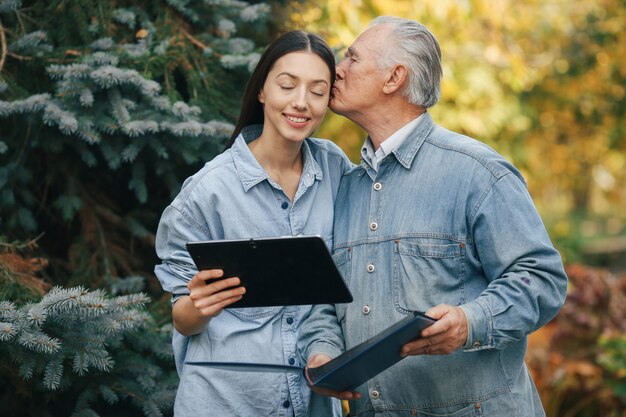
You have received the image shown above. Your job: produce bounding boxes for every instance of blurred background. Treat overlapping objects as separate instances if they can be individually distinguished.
[0,0,624,416]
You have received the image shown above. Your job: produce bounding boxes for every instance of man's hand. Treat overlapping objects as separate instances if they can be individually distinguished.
[187,269,246,318]
[305,354,362,400]
[401,304,468,356]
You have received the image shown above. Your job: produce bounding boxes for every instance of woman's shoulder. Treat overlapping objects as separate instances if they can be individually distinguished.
[177,150,236,198]
[306,137,350,162]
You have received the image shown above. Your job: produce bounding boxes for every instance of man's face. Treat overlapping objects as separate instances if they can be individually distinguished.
[330,24,391,119]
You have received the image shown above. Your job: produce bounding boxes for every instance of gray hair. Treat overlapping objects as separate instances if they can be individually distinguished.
[369,16,442,108]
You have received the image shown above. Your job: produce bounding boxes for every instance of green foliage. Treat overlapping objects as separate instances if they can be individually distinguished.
[598,335,626,400]
[526,264,626,416]
[0,0,275,286]
[0,285,177,417]
[0,1,279,415]
[0,0,271,243]
[0,236,50,305]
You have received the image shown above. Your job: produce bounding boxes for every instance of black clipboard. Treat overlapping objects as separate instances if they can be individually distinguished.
[186,235,353,308]
[185,311,436,391]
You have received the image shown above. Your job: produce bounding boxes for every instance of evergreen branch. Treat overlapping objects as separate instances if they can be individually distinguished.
[43,358,63,390]
[6,51,31,60]
[18,357,35,380]
[85,348,114,372]
[0,233,44,250]
[142,399,163,417]
[18,330,61,354]
[0,17,7,73]
[71,409,99,417]
[0,321,16,341]
[73,351,88,376]
[99,384,119,405]
[27,303,47,326]
[93,205,155,247]
[0,300,17,319]
[180,28,222,57]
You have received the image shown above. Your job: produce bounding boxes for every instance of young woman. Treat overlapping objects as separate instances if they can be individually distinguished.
[154,31,351,416]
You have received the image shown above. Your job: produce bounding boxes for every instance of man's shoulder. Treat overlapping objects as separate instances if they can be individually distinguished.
[424,125,522,181]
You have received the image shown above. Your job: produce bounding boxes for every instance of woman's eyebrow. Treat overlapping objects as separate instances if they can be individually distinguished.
[276,72,329,85]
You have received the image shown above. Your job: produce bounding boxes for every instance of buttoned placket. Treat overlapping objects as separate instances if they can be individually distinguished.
[282,307,305,416]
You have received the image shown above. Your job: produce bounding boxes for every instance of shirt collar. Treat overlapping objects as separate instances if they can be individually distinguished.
[361,113,425,171]
[231,125,323,192]
[361,112,434,171]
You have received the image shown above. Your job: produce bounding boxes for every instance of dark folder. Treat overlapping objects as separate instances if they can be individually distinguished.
[185,311,436,391]
[186,235,353,308]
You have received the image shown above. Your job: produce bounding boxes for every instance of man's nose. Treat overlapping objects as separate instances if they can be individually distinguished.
[335,60,346,80]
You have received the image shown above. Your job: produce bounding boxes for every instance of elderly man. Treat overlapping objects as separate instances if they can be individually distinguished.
[299,16,567,416]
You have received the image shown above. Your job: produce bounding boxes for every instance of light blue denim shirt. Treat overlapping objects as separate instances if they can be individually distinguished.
[298,113,568,417]
[154,125,351,417]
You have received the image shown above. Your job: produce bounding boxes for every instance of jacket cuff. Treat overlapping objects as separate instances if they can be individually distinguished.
[460,299,493,351]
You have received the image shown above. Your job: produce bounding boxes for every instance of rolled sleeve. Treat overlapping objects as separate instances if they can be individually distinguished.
[297,303,345,362]
[154,263,192,302]
[154,203,210,300]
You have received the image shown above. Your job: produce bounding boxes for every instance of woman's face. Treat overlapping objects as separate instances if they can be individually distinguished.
[258,51,331,144]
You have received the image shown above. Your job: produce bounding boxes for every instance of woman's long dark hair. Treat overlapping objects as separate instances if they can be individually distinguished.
[223,31,336,150]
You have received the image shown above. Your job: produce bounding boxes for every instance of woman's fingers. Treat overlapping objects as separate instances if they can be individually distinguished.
[197,294,245,317]
[191,285,246,307]
[187,269,245,317]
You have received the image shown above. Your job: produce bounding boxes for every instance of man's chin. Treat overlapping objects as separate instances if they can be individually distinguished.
[329,101,346,116]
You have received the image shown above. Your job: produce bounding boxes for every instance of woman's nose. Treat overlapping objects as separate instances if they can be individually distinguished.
[292,88,308,110]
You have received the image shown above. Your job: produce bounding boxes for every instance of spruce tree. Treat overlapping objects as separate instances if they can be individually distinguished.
[0,1,276,415]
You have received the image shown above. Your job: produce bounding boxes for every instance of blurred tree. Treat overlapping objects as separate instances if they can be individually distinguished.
[286,0,626,264]
[527,264,626,416]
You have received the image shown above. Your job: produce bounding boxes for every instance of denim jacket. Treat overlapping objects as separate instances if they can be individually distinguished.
[154,125,351,417]
[298,113,568,417]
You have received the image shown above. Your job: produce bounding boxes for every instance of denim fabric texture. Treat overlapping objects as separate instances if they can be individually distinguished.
[155,125,351,416]
[298,112,568,417]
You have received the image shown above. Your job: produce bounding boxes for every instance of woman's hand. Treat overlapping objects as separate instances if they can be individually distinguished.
[305,354,362,400]
[172,269,245,335]
[188,269,246,317]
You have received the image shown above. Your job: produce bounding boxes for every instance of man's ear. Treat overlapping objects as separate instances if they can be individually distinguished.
[383,65,408,95]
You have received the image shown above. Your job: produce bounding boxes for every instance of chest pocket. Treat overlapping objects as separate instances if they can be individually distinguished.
[392,240,466,313]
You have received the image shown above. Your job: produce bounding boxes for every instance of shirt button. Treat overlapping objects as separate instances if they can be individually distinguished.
[288,357,295,365]
[367,263,375,273]
[282,400,290,408]
[281,201,289,209]
[362,305,371,315]
[373,182,382,191]
[370,389,380,399]
[369,222,378,231]
[286,316,294,325]
[472,340,481,348]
